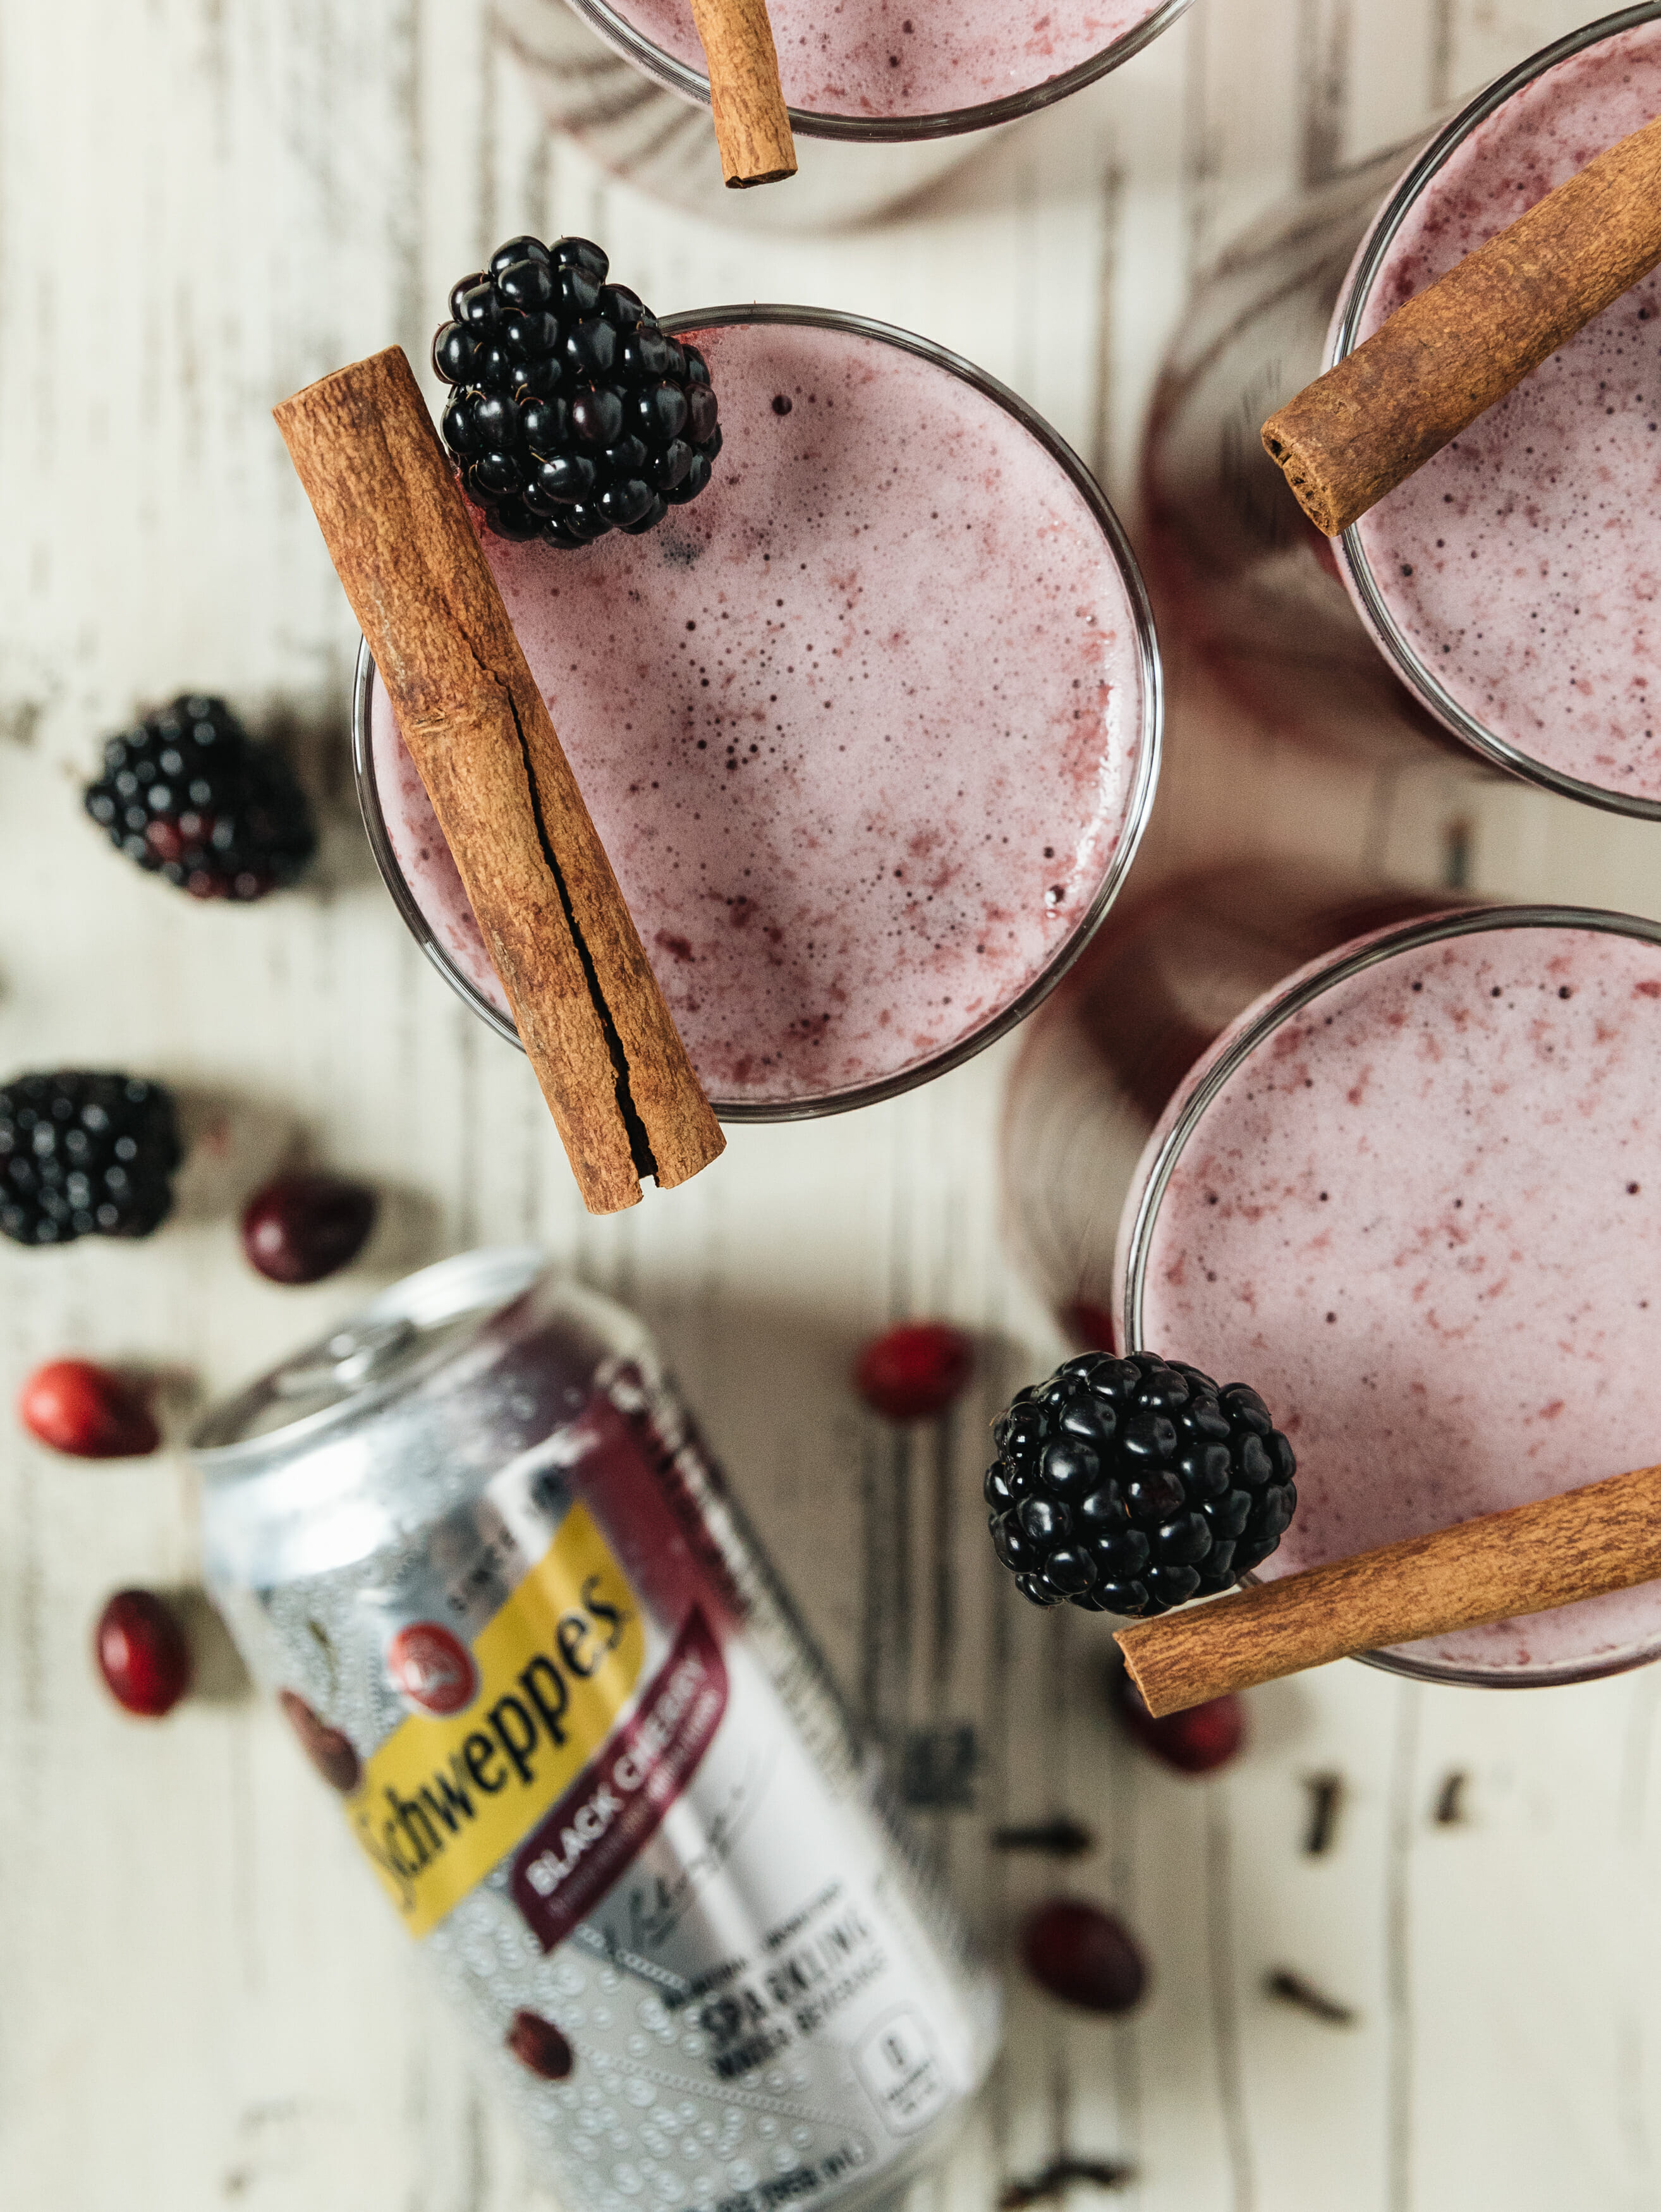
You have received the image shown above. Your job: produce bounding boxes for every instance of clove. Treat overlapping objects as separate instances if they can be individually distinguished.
[999,2156,1136,2207]
[1265,1968,1356,2026]
[1433,1770,1469,1825]
[991,1817,1096,1858]
[1303,1771,1344,1855]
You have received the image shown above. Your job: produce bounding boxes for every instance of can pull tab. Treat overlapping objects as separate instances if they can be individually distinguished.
[272,1316,419,1398]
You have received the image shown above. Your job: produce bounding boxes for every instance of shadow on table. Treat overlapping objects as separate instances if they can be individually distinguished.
[175,1584,255,1703]
[638,1285,1032,1718]
[173,1086,441,1274]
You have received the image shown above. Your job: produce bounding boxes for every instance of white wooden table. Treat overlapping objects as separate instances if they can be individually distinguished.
[4,3,1660,2207]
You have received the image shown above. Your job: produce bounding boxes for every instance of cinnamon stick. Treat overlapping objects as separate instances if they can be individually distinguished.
[1116,1459,1661,1717]
[274,346,724,1216]
[686,0,796,188]
[1262,111,1661,537]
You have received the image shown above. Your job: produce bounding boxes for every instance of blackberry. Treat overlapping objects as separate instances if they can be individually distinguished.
[85,696,315,901]
[0,1072,182,1246]
[432,234,721,549]
[985,1351,1297,1616]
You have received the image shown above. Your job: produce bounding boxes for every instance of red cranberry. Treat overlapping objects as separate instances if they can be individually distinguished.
[95,1589,191,1717]
[1021,1898,1147,2015]
[241,1171,377,1285]
[1116,1670,1246,1776]
[507,2009,575,2080]
[278,1689,362,1793]
[854,1322,974,1421]
[1064,1302,1117,1354]
[18,1359,159,1459]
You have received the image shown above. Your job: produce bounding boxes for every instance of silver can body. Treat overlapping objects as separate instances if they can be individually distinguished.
[195,1251,999,2212]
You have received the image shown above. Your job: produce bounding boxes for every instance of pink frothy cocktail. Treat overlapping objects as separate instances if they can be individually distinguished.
[1119,906,1661,1684]
[1337,13,1661,808]
[564,0,1189,133]
[358,309,1158,1114]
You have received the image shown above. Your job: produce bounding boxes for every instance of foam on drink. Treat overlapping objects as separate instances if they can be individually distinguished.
[1126,916,1661,1680]
[599,0,1177,120]
[368,316,1152,1108]
[1346,16,1661,804]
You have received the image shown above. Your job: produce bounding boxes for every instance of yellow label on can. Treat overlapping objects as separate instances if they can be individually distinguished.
[347,1505,645,1937]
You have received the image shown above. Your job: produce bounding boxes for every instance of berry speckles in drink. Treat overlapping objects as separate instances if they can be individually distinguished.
[367,314,1154,1109]
[1346,18,1661,805]
[597,0,1183,123]
[1130,916,1661,1678]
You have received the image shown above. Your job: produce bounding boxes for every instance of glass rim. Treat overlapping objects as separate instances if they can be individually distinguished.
[1330,2,1661,820]
[351,301,1162,1125]
[557,0,1193,140]
[1121,898,1661,1691]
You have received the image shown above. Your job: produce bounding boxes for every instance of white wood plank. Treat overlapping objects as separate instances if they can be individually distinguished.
[4,0,1661,2208]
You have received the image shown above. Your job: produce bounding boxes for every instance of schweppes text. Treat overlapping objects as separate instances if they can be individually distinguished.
[347,1504,646,1936]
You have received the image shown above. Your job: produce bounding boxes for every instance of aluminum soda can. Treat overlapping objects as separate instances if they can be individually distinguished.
[194,1249,999,2211]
